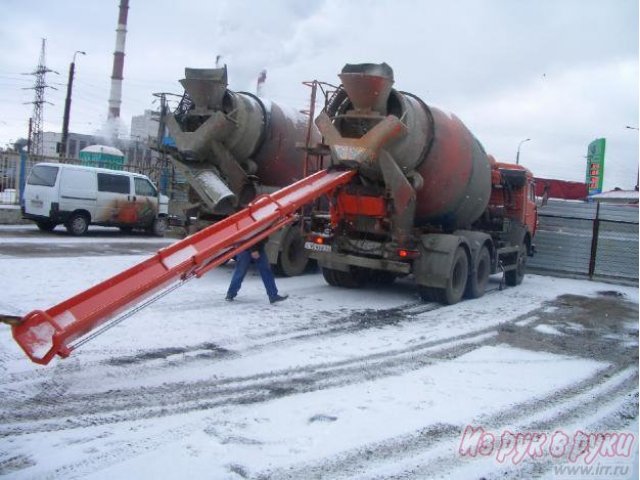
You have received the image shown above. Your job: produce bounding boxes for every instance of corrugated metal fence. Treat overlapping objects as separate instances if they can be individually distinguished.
[529,199,639,284]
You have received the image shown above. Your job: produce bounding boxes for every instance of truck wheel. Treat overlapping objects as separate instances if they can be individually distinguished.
[322,267,366,288]
[464,246,490,299]
[369,270,396,285]
[505,241,527,286]
[437,246,469,305]
[277,228,309,277]
[65,213,89,236]
[418,286,443,303]
[322,267,339,286]
[36,220,56,232]
[146,217,167,237]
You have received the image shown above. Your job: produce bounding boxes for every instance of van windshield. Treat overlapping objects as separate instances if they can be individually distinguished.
[27,165,59,187]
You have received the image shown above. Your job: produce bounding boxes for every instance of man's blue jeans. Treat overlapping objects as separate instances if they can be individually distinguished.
[226,246,278,300]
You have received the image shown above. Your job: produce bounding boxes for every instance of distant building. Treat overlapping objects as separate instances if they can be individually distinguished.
[590,189,639,205]
[130,110,160,142]
[42,131,95,159]
[39,130,155,169]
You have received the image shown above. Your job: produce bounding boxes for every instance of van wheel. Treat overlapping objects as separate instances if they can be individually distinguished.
[65,213,89,236]
[146,217,167,237]
[36,220,56,232]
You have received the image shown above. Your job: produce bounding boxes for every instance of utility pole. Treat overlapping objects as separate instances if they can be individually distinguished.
[27,118,33,155]
[60,50,86,159]
[625,126,639,191]
[152,92,178,195]
[23,38,58,160]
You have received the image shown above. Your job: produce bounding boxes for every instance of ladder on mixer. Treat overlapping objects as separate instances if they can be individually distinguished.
[11,168,356,365]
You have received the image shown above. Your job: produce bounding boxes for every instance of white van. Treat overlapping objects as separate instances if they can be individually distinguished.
[22,163,170,236]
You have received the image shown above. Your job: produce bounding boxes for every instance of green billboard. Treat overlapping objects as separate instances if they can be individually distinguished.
[586,138,606,195]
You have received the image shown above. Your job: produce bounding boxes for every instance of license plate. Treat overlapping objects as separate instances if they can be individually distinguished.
[305,241,331,253]
[30,199,43,208]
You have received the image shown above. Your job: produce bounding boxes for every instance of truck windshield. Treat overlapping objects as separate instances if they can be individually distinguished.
[27,165,59,187]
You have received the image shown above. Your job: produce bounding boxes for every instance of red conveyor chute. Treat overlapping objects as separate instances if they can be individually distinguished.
[12,168,356,365]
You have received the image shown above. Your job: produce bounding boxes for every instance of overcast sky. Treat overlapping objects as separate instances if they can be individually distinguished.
[1,0,638,190]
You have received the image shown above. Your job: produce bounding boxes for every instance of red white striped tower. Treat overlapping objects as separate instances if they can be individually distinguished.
[107,0,129,121]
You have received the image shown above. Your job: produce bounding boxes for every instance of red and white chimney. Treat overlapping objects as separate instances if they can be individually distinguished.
[108,0,129,120]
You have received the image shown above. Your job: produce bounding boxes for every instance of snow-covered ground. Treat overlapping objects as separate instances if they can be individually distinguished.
[0,226,637,479]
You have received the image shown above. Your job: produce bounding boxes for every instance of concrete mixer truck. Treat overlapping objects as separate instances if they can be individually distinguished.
[305,63,537,304]
[6,62,538,365]
[161,66,320,276]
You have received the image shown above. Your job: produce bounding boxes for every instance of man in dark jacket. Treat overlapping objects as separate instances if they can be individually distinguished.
[225,238,288,304]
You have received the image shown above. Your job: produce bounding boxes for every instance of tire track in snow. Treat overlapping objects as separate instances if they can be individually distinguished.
[250,294,638,480]
[1,293,635,479]
[0,295,438,387]
[377,370,638,480]
[254,367,638,480]
[0,288,525,438]
[2,293,634,439]
[0,325,499,437]
[0,286,483,393]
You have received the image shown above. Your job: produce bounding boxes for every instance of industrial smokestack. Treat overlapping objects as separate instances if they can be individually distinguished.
[107,0,129,121]
[256,69,267,97]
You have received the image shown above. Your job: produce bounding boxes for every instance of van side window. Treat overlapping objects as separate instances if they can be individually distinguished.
[97,173,130,194]
[134,177,157,197]
[27,165,59,187]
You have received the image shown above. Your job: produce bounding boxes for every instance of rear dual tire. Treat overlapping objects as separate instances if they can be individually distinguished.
[321,267,368,288]
[464,246,490,299]
[505,241,527,286]
[418,246,469,305]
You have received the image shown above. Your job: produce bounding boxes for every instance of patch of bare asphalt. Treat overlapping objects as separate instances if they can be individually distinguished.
[0,241,170,257]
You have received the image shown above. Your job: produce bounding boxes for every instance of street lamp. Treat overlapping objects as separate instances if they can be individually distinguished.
[60,50,86,159]
[516,138,531,165]
[625,126,639,190]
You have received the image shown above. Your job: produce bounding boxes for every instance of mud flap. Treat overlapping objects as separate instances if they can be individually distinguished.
[413,234,468,288]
